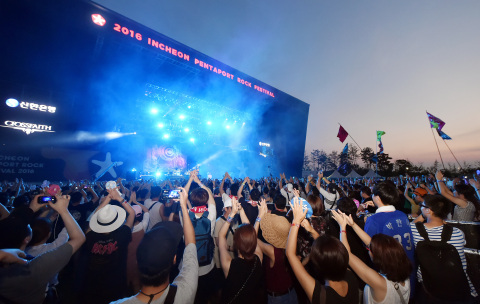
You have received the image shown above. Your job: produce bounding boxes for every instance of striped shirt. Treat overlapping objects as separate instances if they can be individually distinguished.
[453,201,476,222]
[410,223,477,297]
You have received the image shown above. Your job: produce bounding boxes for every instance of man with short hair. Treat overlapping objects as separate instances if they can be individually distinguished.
[0,194,86,303]
[411,194,477,300]
[111,187,198,304]
[364,182,415,262]
[271,194,287,217]
[144,186,163,231]
[181,171,216,304]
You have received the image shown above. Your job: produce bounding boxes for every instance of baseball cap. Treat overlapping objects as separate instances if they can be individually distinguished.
[286,183,293,192]
[137,222,183,276]
[413,188,428,197]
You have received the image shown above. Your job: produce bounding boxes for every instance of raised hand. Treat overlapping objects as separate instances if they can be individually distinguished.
[257,198,268,219]
[178,187,188,209]
[290,197,307,225]
[331,210,347,229]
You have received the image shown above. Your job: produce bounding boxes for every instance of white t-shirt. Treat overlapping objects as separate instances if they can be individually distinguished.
[144,198,162,231]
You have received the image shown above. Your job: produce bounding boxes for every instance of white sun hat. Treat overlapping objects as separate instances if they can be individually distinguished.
[89,204,126,233]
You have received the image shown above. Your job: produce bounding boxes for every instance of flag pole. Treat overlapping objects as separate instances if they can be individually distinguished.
[442,140,463,170]
[337,123,362,151]
[427,115,446,170]
[375,131,378,175]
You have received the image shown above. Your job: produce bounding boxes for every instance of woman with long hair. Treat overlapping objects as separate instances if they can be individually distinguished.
[436,170,480,221]
[286,198,359,303]
[218,198,267,304]
[331,210,412,303]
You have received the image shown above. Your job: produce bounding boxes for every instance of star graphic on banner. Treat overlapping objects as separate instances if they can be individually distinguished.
[237,163,248,178]
[92,152,123,179]
[91,14,106,26]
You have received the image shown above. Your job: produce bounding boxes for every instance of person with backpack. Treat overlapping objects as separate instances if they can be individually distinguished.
[181,171,216,304]
[410,194,477,303]
[316,172,341,210]
[111,186,199,304]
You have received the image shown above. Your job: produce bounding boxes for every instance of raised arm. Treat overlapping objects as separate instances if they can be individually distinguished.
[331,210,386,300]
[403,183,416,207]
[219,175,227,196]
[48,194,86,253]
[219,198,240,277]
[237,177,249,198]
[107,188,135,229]
[285,197,315,303]
[179,187,195,245]
[254,199,268,234]
[436,170,468,208]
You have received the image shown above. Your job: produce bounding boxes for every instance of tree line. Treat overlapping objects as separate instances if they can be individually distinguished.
[303,146,480,177]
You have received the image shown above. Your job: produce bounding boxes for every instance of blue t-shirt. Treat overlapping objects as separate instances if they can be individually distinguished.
[364,210,415,262]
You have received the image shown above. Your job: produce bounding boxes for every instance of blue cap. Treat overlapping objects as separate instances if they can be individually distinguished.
[290,197,313,219]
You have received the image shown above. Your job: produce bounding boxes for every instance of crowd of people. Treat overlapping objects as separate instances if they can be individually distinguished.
[0,169,479,304]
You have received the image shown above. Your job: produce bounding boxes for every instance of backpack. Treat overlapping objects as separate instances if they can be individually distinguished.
[189,211,215,267]
[415,223,471,301]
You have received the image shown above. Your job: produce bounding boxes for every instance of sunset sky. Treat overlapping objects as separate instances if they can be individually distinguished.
[95,0,480,167]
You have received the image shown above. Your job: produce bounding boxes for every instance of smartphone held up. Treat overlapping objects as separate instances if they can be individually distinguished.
[38,196,57,204]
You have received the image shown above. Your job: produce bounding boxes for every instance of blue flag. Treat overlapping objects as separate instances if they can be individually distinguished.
[436,129,452,140]
[342,143,349,155]
[371,154,378,163]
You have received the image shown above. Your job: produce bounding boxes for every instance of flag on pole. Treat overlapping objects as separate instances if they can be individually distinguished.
[371,154,378,163]
[337,125,348,143]
[376,131,385,141]
[378,141,384,154]
[342,143,349,155]
[427,112,445,131]
[436,129,452,140]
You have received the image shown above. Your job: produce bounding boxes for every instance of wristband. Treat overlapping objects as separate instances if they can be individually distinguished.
[291,223,300,228]
[227,216,233,223]
[122,200,128,204]
[341,230,347,234]
[255,217,261,223]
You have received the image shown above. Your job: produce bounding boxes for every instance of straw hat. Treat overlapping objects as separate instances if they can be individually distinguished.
[89,204,126,233]
[260,214,290,249]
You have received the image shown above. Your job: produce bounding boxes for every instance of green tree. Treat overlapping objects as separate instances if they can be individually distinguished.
[360,147,374,169]
[348,145,360,165]
[303,154,311,171]
[394,159,413,175]
[327,151,339,170]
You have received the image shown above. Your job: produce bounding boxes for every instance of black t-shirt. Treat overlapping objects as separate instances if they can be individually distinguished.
[214,196,223,219]
[82,225,132,301]
[312,270,359,304]
[271,209,287,217]
[222,256,267,304]
[240,197,258,225]
[69,201,95,228]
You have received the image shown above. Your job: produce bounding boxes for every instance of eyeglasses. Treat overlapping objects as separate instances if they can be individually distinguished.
[419,204,429,209]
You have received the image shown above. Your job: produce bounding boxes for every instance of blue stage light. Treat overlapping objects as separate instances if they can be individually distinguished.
[132,168,137,172]
[207,121,212,125]
[179,115,185,120]
[184,128,189,132]
[163,134,169,139]
[155,171,161,177]
[226,125,230,129]
[150,108,158,114]
[190,138,195,142]
[158,123,164,128]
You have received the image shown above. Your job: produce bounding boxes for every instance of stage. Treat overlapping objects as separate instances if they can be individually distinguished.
[0,0,309,181]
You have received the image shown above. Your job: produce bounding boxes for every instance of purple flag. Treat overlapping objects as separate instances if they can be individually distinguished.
[378,141,384,154]
[427,112,445,131]
[436,129,452,140]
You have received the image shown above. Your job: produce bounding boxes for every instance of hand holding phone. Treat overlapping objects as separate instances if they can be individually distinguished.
[37,196,57,204]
